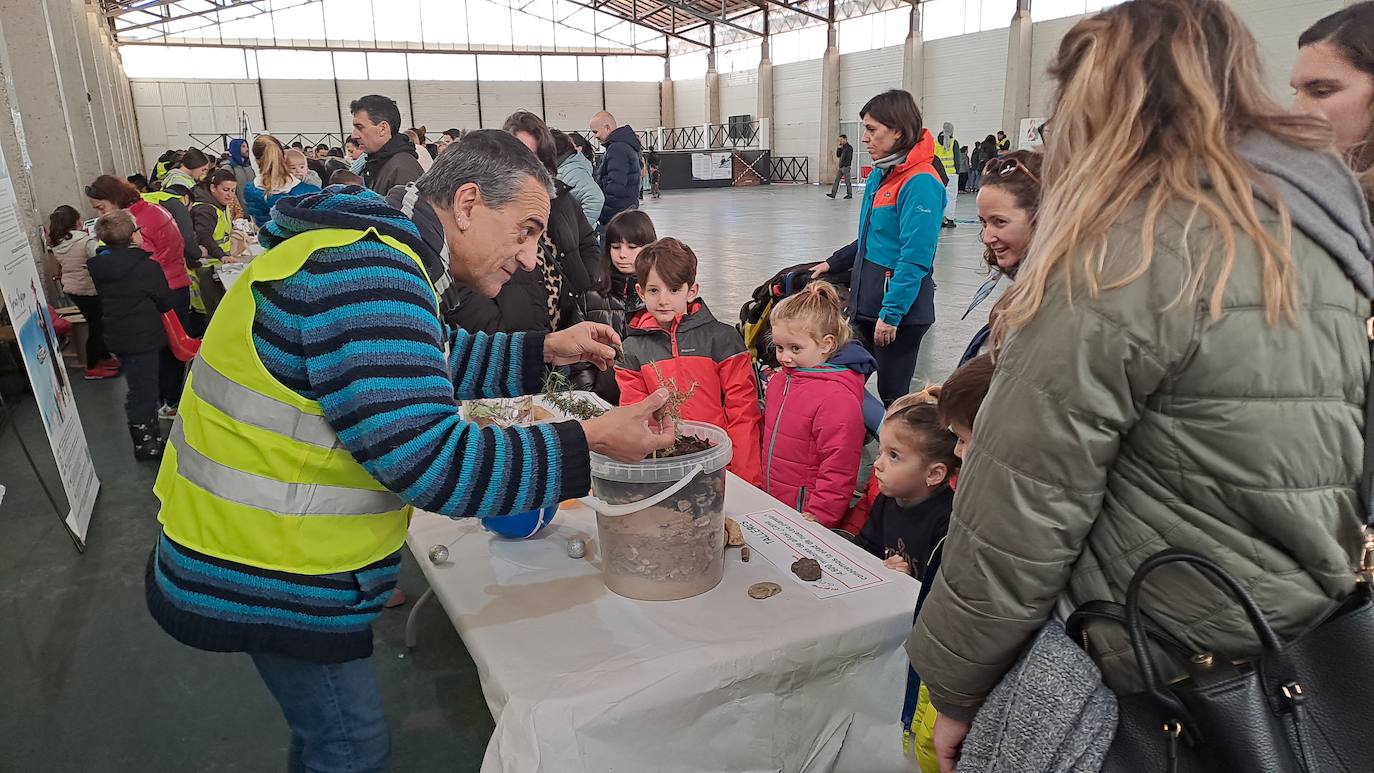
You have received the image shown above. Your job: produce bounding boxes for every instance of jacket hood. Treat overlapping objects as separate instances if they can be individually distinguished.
[228,138,250,167]
[51,231,89,257]
[558,152,593,174]
[627,299,717,336]
[605,125,641,151]
[384,182,459,305]
[1235,132,1374,296]
[783,340,874,396]
[368,134,419,165]
[259,184,432,265]
[89,245,152,283]
[828,340,877,376]
[190,185,218,207]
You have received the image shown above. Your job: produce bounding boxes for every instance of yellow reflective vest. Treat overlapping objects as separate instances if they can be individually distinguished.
[154,227,438,574]
[190,200,231,255]
[933,139,956,181]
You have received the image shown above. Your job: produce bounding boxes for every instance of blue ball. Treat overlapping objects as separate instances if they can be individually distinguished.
[480,505,559,539]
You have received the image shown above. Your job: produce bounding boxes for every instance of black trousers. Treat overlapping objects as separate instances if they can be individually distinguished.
[118,350,160,425]
[69,293,110,367]
[159,286,191,407]
[856,319,931,406]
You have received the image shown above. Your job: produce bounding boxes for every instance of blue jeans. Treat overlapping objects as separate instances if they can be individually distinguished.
[250,651,390,773]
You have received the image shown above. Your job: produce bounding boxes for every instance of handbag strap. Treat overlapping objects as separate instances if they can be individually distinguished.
[1125,550,1284,722]
[1065,600,1195,661]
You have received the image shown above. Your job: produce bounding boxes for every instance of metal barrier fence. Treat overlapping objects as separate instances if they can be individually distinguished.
[769,156,809,184]
[188,132,351,157]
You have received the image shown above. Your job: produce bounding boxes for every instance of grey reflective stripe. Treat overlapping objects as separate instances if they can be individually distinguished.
[169,421,405,516]
[191,359,340,449]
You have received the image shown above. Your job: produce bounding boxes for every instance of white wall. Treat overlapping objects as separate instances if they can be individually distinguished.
[719,69,757,120]
[839,46,903,120]
[773,58,822,176]
[130,76,661,155]
[923,28,1008,144]
[673,77,705,127]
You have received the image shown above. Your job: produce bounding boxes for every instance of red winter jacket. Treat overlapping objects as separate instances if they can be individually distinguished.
[616,300,763,486]
[762,341,875,529]
[128,199,190,291]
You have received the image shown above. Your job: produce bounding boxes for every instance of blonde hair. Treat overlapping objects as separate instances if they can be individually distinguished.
[252,135,293,191]
[997,0,1331,339]
[770,280,852,351]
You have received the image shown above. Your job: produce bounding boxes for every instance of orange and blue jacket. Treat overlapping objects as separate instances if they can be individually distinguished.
[833,128,945,326]
[616,300,764,487]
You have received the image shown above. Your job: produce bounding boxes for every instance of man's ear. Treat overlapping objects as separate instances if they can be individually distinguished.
[451,182,480,230]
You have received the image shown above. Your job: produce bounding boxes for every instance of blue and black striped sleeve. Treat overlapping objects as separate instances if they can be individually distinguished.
[256,239,589,517]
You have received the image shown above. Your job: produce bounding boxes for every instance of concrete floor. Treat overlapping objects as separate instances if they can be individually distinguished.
[0,183,992,772]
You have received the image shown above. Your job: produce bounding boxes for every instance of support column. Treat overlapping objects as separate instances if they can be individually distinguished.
[757,20,773,149]
[901,1,925,111]
[70,0,115,174]
[43,0,102,184]
[1002,0,1033,144]
[0,14,58,284]
[818,22,840,186]
[660,56,675,131]
[704,39,720,143]
[0,0,93,214]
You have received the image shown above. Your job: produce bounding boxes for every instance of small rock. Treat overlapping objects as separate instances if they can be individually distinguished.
[791,558,822,582]
[567,538,586,559]
[740,546,751,563]
[724,517,745,547]
[748,582,782,599]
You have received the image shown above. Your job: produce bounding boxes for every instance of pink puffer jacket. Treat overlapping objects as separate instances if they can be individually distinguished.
[762,341,875,530]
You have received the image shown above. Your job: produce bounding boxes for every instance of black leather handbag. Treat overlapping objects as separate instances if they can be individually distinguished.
[1066,538,1374,773]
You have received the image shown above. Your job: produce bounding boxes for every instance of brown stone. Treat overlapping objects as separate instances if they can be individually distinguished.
[748,582,781,599]
[791,557,822,582]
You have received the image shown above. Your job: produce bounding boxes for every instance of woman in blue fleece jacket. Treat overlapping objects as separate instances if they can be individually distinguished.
[815,90,946,405]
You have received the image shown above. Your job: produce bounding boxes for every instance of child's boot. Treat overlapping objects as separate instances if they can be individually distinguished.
[128,421,164,461]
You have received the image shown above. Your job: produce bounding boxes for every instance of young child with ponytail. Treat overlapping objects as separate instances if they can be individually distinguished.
[761,280,876,531]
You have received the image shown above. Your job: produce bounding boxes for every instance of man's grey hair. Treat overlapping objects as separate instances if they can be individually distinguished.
[415,129,553,210]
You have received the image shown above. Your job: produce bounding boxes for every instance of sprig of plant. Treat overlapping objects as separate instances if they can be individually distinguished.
[647,361,697,441]
[540,370,607,420]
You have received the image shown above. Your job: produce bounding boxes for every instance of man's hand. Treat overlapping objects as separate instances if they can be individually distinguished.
[933,714,972,773]
[874,320,897,347]
[545,321,622,369]
[809,261,830,279]
[882,554,911,575]
[581,389,675,462]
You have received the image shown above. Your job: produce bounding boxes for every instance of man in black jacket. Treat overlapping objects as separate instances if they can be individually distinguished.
[589,110,641,225]
[827,134,854,199]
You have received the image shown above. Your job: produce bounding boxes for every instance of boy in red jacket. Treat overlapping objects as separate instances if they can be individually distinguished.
[616,238,764,486]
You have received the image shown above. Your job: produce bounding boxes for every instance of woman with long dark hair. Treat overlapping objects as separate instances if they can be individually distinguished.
[809,89,945,405]
[909,2,1373,769]
[1294,2,1374,209]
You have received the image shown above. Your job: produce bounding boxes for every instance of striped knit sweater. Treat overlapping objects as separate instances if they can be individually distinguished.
[147,186,590,663]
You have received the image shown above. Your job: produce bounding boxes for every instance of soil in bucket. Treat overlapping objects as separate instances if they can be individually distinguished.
[591,421,733,601]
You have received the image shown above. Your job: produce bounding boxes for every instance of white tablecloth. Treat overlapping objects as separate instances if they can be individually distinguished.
[407,474,919,773]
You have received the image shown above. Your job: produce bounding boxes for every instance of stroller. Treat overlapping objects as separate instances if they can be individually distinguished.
[737,246,886,434]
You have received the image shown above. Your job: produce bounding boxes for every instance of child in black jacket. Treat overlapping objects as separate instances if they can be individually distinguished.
[88,210,173,460]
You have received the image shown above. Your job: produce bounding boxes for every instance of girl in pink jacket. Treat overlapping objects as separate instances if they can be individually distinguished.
[762,281,875,532]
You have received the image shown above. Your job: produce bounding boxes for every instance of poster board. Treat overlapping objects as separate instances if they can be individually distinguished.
[691,152,733,181]
[0,144,100,547]
[1018,118,1048,150]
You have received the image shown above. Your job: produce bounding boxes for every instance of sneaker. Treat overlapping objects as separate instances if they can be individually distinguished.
[825,193,836,199]
[96,357,122,371]
[84,366,119,380]
[844,195,852,199]
[157,404,178,420]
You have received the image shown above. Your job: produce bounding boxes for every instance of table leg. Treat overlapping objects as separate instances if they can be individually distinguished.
[404,586,435,650]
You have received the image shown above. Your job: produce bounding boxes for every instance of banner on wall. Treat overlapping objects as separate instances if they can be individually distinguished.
[1018,118,1049,150]
[0,143,101,548]
[691,152,733,181]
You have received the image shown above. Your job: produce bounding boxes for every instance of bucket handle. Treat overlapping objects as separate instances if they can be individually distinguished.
[581,464,705,517]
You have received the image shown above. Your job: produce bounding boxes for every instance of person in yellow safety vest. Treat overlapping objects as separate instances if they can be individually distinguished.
[188,169,238,317]
[144,129,676,773]
[934,122,959,228]
[151,149,181,185]
[996,130,1010,152]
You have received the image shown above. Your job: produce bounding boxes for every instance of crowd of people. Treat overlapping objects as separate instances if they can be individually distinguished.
[34,0,1374,769]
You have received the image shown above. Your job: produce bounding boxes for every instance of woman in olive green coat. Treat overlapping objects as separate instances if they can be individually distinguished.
[908,2,1374,769]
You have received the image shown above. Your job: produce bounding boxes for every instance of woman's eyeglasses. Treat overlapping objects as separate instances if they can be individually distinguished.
[982,156,1039,184]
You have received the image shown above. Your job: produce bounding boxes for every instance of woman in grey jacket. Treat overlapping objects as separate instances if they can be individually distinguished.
[554,130,605,228]
[909,2,1374,770]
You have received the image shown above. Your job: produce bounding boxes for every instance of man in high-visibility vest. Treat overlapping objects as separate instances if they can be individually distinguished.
[934,122,960,229]
[146,129,674,772]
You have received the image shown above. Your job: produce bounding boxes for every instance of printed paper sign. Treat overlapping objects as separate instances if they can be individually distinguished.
[736,508,890,599]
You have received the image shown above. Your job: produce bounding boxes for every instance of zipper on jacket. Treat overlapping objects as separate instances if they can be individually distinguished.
[764,371,793,492]
[796,486,808,513]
